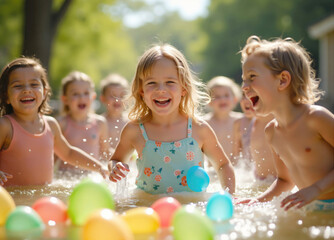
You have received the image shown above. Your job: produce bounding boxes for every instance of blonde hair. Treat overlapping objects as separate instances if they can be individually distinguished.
[0,57,52,116]
[240,35,323,104]
[207,76,242,101]
[100,73,129,95]
[60,71,95,113]
[129,44,210,122]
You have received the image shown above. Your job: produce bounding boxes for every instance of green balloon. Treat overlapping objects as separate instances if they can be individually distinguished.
[68,178,115,226]
[172,205,214,240]
[5,206,44,238]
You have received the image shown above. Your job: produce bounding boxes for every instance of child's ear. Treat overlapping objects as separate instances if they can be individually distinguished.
[278,70,291,91]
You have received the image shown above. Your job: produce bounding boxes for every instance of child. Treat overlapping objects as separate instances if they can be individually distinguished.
[240,35,334,210]
[108,44,235,194]
[56,71,110,171]
[100,73,129,152]
[232,93,255,164]
[249,113,276,180]
[0,57,108,186]
[205,76,243,160]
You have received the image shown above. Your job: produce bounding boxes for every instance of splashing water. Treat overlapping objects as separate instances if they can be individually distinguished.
[2,158,334,239]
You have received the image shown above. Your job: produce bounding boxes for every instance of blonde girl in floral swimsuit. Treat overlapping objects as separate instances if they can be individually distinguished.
[108,44,235,195]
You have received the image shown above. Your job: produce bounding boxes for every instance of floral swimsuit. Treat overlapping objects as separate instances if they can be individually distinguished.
[136,118,203,194]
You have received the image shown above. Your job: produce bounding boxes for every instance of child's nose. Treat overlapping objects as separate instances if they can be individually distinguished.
[157,83,166,92]
[241,82,250,92]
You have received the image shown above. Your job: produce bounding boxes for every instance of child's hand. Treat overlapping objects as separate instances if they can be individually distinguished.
[281,185,321,210]
[235,198,258,205]
[0,171,13,185]
[109,162,130,182]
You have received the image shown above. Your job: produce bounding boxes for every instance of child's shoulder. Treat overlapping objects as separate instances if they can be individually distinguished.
[0,115,12,133]
[90,113,107,124]
[230,111,244,120]
[306,104,334,126]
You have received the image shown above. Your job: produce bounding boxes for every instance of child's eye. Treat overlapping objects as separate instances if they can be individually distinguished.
[13,85,22,88]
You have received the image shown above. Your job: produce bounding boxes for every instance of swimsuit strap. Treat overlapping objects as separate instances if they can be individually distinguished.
[139,123,149,141]
[187,117,192,138]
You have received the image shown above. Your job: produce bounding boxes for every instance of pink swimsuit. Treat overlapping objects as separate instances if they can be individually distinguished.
[0,115,54,186]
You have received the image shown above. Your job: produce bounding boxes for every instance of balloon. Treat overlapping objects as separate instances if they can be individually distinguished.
[186,166,210,192]
[68,178,115,226]
[32,197,68,224]
[0,186,15,226]
[122,207,160,234]
[151,197,181,228]
[206,191,233,221]
[83,209,134,240]
[5,206,44,238]
[172,205,214,240]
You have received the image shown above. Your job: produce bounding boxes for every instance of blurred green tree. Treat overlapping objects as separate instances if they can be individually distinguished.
[200,0,333,84]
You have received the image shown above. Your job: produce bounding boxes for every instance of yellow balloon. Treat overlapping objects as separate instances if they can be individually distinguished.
[0,186,15,226]
[83,209,134,240]
[122,207,160,234]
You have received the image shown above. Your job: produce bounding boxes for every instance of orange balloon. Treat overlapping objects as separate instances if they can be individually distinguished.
[0,186,15,226]
[83,209,134,240]
[32,197,68,224]
[122,207,160,234]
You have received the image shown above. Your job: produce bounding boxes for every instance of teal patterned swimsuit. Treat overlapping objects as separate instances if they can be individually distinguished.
[136,118,204,194]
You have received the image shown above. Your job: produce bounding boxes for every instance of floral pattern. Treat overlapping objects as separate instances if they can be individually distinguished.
[136,118,203,194]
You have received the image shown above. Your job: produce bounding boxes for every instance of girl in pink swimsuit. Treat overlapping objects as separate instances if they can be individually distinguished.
[56,71,109,172]
[0,57,108,186]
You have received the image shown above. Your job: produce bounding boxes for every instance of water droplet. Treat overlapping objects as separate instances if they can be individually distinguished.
[227,135,231,139]
[83,138,87,142]
[28,149,31,152]
[114,126,118,129]
[298,220,303,225]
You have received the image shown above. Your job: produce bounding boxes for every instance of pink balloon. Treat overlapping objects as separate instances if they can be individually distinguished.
[32,197,68,224]
[151,197,181,228]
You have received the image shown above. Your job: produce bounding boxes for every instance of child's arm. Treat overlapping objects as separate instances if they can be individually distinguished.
[47,116,108,178]
[0,117,13,185]
[108,122,137,182]
[200,121,236,194]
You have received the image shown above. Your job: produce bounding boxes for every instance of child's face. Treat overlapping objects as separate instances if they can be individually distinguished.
[209,86,237,114]
[101,85,126,115]
[240,95,254,118]
[242,54,279,117]
[62,81,95,115]
[7,67,46,115]
[140,57,186,117]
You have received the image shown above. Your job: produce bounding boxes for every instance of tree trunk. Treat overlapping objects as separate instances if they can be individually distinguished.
[22,0,71,75]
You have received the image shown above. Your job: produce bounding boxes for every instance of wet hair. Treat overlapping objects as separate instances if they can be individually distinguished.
[129,43,210,122]
[60,71,95,113]
[207,76,242,101]
[0,57,52,116]
[100,73,129,96]
[240,35,323,104]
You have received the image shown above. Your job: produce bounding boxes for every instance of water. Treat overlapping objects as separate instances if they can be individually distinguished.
[1,161,334,240]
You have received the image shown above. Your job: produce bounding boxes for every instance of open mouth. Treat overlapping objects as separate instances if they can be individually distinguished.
[250,96,259,107]
[154,99,171,106]
[20,97,35,103]
[78,103,87,109]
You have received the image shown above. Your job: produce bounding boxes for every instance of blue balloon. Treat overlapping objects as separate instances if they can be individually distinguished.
[187,166,210,192]
[206,191,233,221]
